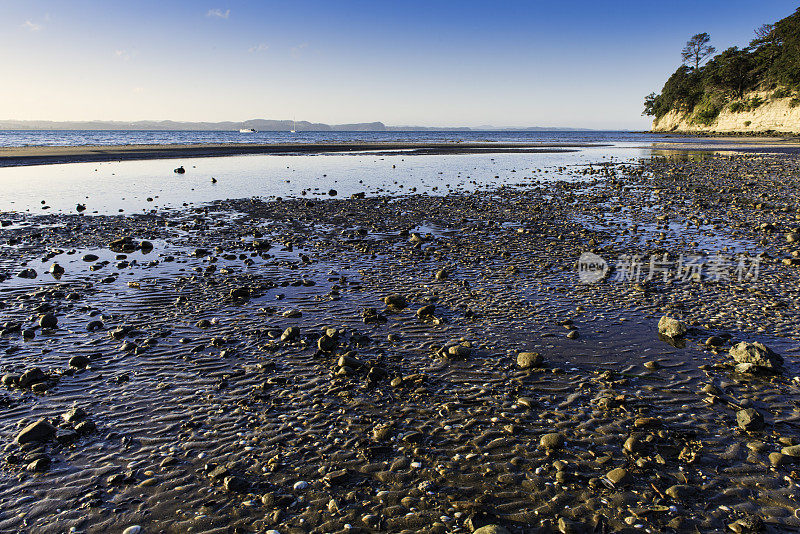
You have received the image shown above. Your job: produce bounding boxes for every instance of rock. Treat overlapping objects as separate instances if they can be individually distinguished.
[230,287,250,300]
[769,452,785,467]
[624,435,646,453]
[26,457,51,472]
[74,420,96,435]
[447,344,471,359]
[606,467,630,485]
[473,526,511,534]
[38,313,58,329]
[566,329,579,339]
[705,336,724,347]
[280,326,300,342]
[736,408,764,431]
[19,368,46,388]
[362,307,387,324]
[730,341,783,371]
[382,294,407,310]
[323,469,349,486]
[17,269,37,279]
[16,419,56,444]
[517,351,543,369]
[787,232,800,243]
[82,254,99,262]
[122,526,142,534]
[174,166,186,174]
[49,263,65,276]
[293,480,309,491]
[328,189,337,196]
[61,406,86,423]
[317,334,337,353]
[416,305,436,319]
[76,204,86,212]
[223,475,250,493]
[435,269,448,280]
[780,444,800,457]
[658,316,687,338]
[68,355,90,369]
[540,432,564,450]
[665,484,697,501]
[282,309,302,318]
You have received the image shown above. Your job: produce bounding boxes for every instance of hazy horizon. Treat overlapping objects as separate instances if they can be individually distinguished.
[2,1,797,129]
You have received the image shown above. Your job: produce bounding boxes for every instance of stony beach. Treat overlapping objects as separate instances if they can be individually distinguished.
[2,151,800,534]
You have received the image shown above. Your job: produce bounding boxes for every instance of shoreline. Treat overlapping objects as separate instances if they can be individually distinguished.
[0,142,604,167]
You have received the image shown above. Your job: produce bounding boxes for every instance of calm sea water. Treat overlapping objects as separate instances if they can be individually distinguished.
[0,129,678,147]
[0,130,708,215]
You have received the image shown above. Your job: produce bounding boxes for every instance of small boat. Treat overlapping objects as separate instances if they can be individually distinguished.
[290,120,297,133]
[239,128,256,133]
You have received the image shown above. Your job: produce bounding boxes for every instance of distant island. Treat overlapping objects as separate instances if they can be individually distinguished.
[645,8,800,133]
[0,119,590,132]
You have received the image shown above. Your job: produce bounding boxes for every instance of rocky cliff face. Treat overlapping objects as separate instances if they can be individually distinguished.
[652,91,800,133]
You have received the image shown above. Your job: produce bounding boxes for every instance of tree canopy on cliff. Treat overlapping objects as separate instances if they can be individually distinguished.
[644,7,800,119]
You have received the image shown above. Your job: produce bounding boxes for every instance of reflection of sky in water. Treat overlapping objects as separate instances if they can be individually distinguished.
[0,144,652,215]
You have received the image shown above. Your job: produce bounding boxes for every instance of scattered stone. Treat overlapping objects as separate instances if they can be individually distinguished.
[606,467,630,485]
[517,351,543,369]
[16,419,56,444]
[68,355,90,369]
[658,316,687,338]
[416,305,436,319]
[38,313,58,329]
[540,432,564,450]
[736,408,765,431]
[730,341,783,372]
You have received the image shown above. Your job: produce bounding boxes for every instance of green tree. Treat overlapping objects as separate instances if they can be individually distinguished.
[681,33,716,69]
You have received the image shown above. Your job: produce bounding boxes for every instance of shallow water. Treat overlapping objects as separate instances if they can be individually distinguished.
[0,145,650,215]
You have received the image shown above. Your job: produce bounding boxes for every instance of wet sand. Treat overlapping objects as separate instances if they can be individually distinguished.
[1,153,800,533]
[0,142,602,167]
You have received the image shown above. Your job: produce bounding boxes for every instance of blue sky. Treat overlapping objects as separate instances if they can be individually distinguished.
[1,1,797,128]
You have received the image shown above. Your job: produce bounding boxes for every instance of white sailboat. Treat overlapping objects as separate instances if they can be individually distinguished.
[239,128,256,133]
[290,120,297,133]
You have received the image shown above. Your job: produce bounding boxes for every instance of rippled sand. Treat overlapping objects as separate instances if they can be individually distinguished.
[0,153,799,533]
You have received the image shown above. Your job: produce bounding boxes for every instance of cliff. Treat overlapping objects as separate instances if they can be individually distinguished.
[652,91,800,133]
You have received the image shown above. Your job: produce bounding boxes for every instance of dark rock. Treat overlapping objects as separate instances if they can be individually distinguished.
[19,368,47,388]
[730,342,783,372]
[517,351,543,369]
[736,408,764,431]
[16,419,56,444]
[223,475,250,493]
[68,355,90,369]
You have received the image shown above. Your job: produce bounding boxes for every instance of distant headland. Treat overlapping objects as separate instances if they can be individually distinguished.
[0,119,590,132]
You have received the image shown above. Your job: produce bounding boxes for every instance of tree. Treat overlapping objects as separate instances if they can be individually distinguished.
[681,33,716,69]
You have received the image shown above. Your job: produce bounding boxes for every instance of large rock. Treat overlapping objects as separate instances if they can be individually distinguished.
[729,342,783,372]
[16,419,57,444]
[736,408,764,431]
[658,316,687,338]
[517,352,543,369]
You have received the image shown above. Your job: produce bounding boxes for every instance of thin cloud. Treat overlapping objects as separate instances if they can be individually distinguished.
[291,42,308,57]
[115,49,133,61]
[248,43,269,53]
[22,20,42,31]
[206,8,230,19]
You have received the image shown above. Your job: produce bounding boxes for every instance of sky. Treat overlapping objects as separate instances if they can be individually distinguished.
[1,1,798,129]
